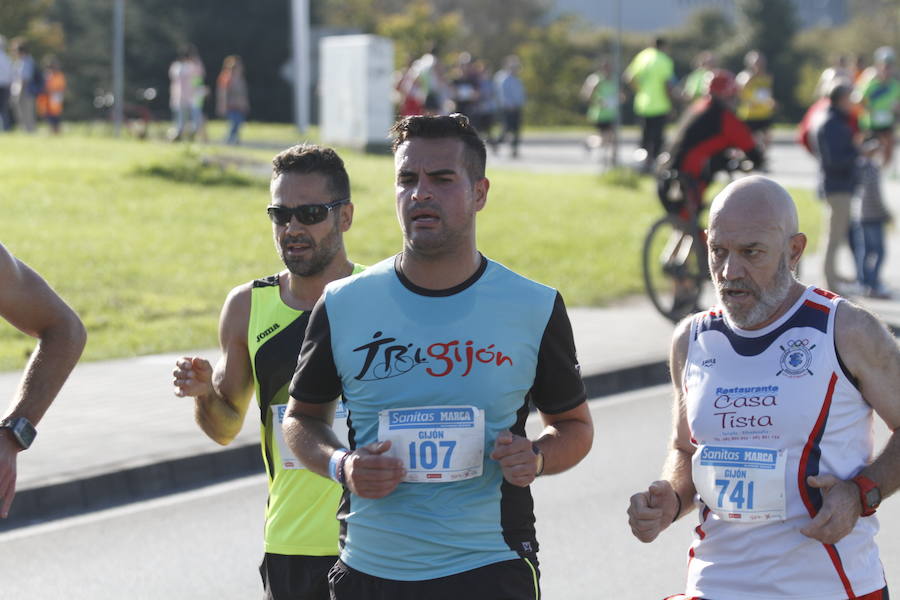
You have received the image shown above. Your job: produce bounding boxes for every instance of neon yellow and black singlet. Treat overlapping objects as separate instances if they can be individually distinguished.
[248,266,364,556]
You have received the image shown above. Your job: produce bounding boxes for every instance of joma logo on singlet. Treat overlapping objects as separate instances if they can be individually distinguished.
[256,322,280,343]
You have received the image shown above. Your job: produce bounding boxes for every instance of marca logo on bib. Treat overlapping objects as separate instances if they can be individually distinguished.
[693,444,787,523]
[378,405,485,483]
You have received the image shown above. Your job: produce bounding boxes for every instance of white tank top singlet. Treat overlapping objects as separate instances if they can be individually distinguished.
[682,286,885,600]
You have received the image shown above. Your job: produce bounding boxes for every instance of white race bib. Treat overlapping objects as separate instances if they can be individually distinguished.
[378,405,485,483]
[271,402,350,470]
[693,445,787,523]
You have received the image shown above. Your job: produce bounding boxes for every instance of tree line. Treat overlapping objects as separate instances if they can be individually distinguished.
[1,0,898,126]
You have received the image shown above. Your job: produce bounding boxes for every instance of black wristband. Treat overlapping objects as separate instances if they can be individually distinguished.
[672,491,683,524]
[532,444,545,477]
[336,452,351,485]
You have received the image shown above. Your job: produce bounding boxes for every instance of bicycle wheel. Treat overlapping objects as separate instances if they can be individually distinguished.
[642,216,707,323]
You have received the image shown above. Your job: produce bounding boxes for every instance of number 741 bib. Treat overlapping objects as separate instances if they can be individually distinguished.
[378,405,485,483]
[693,445,787,523]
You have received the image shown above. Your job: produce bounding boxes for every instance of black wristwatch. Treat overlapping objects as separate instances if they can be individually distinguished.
[0,417,37,450]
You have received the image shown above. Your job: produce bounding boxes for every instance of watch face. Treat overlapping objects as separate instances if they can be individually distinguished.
[866,487,882,509]
[6,418,36,449]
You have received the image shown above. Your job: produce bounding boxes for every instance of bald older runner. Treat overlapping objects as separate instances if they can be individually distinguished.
[627,176,900,600]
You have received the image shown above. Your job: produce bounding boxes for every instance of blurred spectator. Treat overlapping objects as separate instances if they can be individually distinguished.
[815,54,853,99]
[494,55,526,158]
[624,37,675,171]
[852,138,892,298]
[191,51,209,143]
[580,58,619,167]
[811,84,859,292]
[450,52,480,118]
[35,57,65,134]
[682,51,715,103]
[0,36,12,131]
[395,56,425,117]
[407,43,450,116]
[853,54,869,84]
[168,45,205,141]
[216,55,249,145]
[10,39,38,133]
[853,46,900,167]
[470,59,496,144]
[736,50,776,152]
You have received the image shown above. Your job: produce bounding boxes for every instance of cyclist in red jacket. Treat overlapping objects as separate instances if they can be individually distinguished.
[657,69,764,218]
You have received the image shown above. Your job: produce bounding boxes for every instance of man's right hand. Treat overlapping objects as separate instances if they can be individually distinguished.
[628,480,680,543]
[173,357,214,398]
[344,440,405,499]
[0,433,19,518]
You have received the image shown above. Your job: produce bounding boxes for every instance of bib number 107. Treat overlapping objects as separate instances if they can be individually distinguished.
[408,440,457,470]
[716,478,755,509]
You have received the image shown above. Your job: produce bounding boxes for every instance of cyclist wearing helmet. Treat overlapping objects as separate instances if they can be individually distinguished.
[854,46,900,165]
[657,69,764,218]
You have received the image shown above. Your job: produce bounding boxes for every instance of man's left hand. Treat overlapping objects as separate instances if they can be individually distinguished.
[800,474,861,544]
[490,430,538,487]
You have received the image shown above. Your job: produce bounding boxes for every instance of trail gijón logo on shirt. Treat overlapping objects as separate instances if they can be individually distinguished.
[352,331,513,381]
[776,339,815,378]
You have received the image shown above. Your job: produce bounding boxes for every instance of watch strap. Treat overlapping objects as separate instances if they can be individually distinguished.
[532,444,544,477]
[852,474,880,516]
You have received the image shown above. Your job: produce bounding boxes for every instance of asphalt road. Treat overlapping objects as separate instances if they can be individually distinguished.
[487,134,824,187]
[2,387,896,599]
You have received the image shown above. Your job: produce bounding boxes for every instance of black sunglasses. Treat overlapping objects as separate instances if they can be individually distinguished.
[266,199,348,226]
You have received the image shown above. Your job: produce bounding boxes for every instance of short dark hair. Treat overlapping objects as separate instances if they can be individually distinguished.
[271,144,351,201]
[390,114,487,181]
[829,83,851,105]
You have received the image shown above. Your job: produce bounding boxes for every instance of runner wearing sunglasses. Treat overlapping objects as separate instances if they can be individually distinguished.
[173,144,363,600]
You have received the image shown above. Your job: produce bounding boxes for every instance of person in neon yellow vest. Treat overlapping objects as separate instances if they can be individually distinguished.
[625,36,676,172]
[173,144,363,600]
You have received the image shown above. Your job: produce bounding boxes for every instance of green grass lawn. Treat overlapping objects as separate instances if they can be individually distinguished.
[0,130,821,370]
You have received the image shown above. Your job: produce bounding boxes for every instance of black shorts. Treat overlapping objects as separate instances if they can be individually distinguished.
[259,553,337,600]
[744,118,772,132]
[872,125,895,135]
[594,120,614,133]
[328,557,541,600]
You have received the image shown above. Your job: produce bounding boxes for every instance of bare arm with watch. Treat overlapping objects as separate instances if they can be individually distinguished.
[490,401,594,488]
[0,243,86,518]
[799,302,900,544]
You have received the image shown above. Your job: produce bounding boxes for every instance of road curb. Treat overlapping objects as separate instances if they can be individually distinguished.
[0,360,669,532]
[1,444,264,532]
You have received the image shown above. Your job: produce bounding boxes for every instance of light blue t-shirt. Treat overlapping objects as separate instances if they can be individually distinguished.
[295,255,584,581]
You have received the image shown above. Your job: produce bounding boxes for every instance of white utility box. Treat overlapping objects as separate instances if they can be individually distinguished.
[319,34,394,152]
